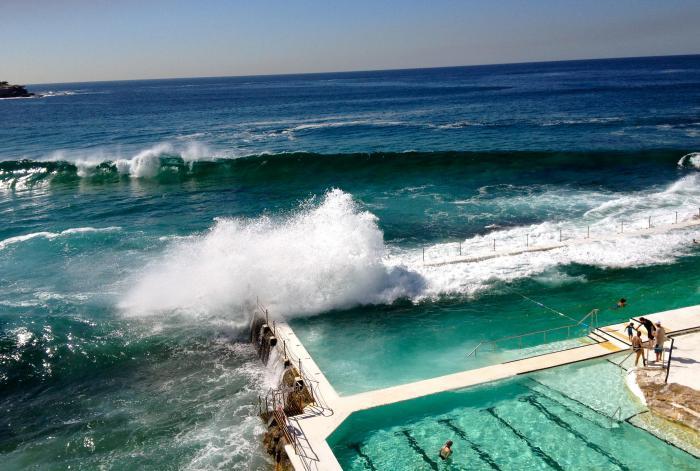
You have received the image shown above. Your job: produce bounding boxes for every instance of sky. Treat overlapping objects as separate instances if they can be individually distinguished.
[3,0,700,84]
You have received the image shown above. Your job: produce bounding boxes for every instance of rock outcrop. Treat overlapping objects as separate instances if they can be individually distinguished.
[0,81,34,98]
[635,369,700,431]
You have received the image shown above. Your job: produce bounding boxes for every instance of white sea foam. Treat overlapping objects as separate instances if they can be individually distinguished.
[289,119,405,132]
[120,189,424,320]
[434,120,488,129]
[121,173,700,320]
[43,141,214,178]
[0,227,121,250]
[0,167,50,192]
[178,348,272,470]
[402,173,700,298]
[115,141,213,177]
[115,143,171,178]
[678,152,700,169]
[541,117,623,127]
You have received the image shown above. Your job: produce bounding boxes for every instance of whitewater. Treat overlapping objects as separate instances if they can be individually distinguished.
[118,167,700,322]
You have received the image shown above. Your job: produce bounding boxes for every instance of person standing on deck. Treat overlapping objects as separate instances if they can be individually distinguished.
[638,317,656,341]
[631,330,645,366]
[654,321,667,362]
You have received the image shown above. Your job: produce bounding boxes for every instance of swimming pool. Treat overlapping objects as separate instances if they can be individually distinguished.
[290,258,700,395]
[328,358,699,470]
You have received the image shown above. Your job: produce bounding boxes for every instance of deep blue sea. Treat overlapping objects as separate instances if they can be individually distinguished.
[2,55,700,469]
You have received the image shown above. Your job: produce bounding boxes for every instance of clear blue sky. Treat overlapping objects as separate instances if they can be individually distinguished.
[3,0,700,84]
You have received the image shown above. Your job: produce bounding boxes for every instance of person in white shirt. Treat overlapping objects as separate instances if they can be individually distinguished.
[654,321,667,362]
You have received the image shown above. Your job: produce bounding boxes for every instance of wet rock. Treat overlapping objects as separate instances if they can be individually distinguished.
[636,369,700,431]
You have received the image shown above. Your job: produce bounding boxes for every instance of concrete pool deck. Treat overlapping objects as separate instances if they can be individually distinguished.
[666,331,700,391]
[275,304,700,471]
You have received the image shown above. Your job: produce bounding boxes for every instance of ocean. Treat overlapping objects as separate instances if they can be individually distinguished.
[1,55,700,469]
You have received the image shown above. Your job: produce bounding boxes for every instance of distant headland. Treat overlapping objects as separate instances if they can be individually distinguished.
[0,81,34,98]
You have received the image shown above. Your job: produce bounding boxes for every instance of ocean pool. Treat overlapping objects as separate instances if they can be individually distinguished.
[328,359,698,470]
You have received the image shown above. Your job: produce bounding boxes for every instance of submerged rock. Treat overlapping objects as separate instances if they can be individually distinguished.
[0,81,34,98]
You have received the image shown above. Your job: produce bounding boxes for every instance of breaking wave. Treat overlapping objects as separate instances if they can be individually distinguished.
[119,189,424,320]
[0,227,122,250]
[1,148,695,191]
[120,171,700,320]
[678,152,700,169]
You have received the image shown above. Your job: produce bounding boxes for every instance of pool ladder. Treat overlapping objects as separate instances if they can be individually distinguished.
[609,406,622,428]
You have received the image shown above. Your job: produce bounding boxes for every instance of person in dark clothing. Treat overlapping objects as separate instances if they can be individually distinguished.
[638,317,655,341]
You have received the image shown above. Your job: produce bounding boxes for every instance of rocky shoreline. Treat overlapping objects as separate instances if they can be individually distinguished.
[0,81,34,98]
[635,369,700,431]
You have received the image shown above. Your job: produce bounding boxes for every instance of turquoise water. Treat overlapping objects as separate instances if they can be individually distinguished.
[291,255,700,394]
[329,359,698,470]
[2,56,700,468]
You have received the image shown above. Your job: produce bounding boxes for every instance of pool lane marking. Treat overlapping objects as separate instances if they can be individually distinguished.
[523,385,607,430]
[437,419,501,470]
[485,407,564,471]
[522,395,630,471]
[347,443,378,471]
[527,378,614,420]
[398,430,439,471]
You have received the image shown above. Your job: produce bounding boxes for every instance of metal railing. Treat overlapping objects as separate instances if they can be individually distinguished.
[274,408,297,452]
[664,338,676,384]
[466,309,599,358]
[253,300,322,471]
[254,299,329,413]
[608,351,635,371]
[423,207,700,263]
[609,406,622,428]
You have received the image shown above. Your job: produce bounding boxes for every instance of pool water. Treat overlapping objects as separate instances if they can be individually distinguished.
[290,255,700,394]
[328,359,698,470]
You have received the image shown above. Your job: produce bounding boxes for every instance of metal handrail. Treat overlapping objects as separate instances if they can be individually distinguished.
[664,338,675,383]
[274,409,297,452]
[466,342,483,358]
[609,351,634,371]
[576,309,599,328]
[609,406,622,427]
[466,309,599,358]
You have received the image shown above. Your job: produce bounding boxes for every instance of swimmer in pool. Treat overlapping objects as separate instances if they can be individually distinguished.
[439,440,453,460]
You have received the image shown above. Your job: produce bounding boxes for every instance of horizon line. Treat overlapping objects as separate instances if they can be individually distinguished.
[25,52,700,87]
